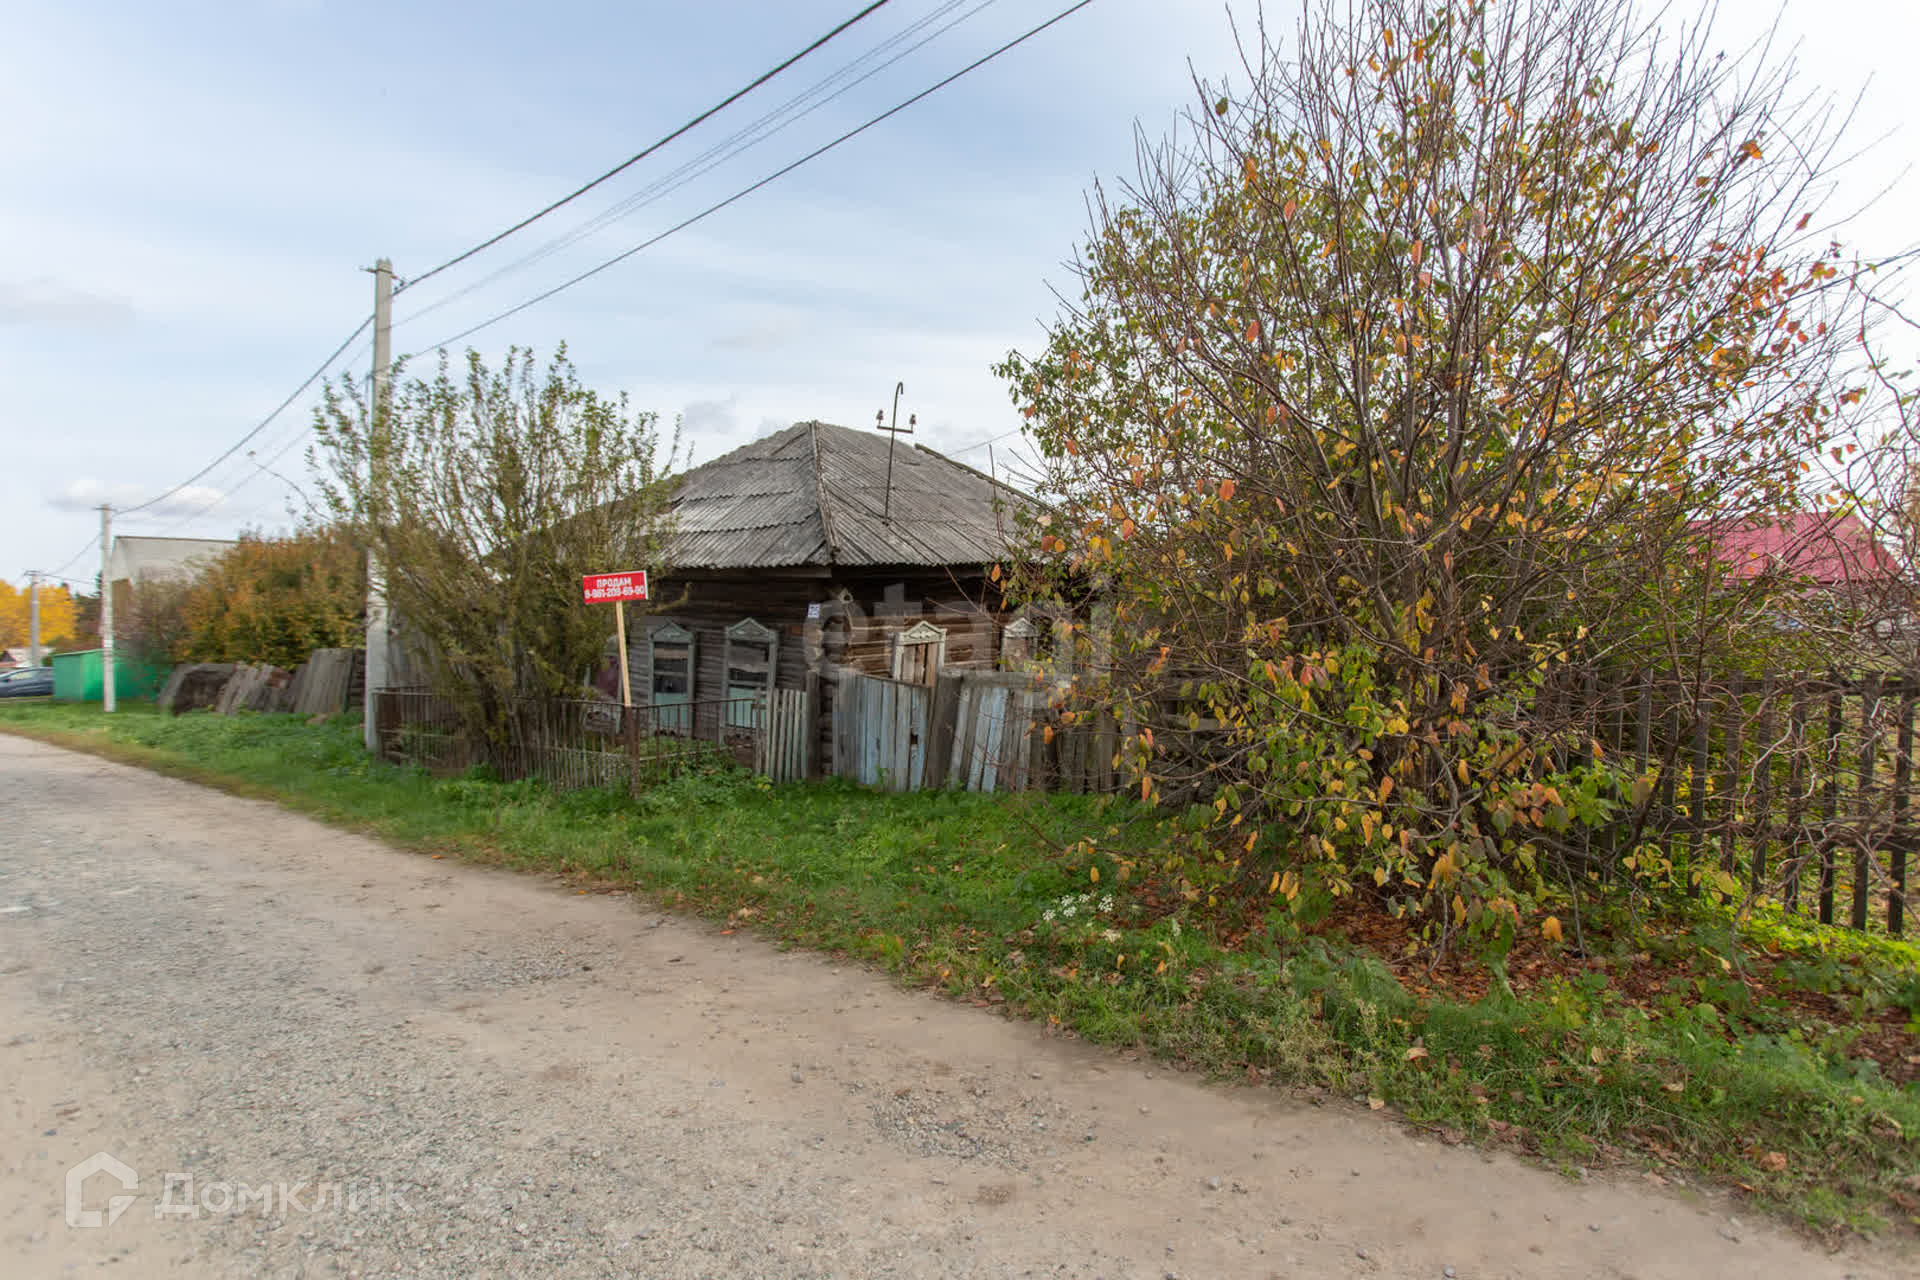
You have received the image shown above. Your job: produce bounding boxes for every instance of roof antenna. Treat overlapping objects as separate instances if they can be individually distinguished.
[876,382,915,521]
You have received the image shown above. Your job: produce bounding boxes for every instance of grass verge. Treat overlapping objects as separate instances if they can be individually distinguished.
[4,701,1916,1238]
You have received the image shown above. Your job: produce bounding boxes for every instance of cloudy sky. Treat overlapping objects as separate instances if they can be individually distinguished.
[4,0,1916,588]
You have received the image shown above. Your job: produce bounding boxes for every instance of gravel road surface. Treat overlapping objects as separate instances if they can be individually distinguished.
[0,734,1909,1278]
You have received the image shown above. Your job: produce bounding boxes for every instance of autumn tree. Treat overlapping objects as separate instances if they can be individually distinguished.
[0,580,25,650]
[1001,0,1889,947]
[1809,300,1920,668]
[0,580,80,656]
[115,526,366,669]
[314,345,679,745]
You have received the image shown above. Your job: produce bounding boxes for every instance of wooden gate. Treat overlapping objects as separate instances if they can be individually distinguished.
[752,687,811,784]
[832,672,932,791]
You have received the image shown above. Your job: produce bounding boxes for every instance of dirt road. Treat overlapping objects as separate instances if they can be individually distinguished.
[0,734,1906,1278]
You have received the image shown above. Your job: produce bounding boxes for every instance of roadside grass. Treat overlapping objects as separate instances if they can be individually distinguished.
[4,701,1916,1237]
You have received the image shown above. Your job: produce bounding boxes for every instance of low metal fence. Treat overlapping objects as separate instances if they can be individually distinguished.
[374,689,763,791]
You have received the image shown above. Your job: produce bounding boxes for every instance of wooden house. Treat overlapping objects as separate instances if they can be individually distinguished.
[622,420,1029,762]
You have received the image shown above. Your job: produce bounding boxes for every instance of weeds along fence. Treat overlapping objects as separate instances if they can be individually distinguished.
[374,688,811,790]
[376,666,1910,936]
[830,667,1911,935]
[1535,670,1914,938]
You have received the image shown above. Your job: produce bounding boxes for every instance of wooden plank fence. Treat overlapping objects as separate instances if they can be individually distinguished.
[378,661,1910,937]
[1541,670,1913,936]
[827,666,1910,934]
[834,669,1122,796]
[832,672,931,790]
[753,687,811,784]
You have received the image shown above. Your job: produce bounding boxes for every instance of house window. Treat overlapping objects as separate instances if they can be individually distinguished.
[648,622,696,734]
[724,618,779,728]
[890,619,947,685]
[1000,616,1040,667]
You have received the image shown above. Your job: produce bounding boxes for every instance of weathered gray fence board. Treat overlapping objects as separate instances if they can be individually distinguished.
[827,669,1082,796]
[972,686,1009,792]
[754,688,809,784]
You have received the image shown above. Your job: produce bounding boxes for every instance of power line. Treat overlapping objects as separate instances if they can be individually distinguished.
[409,0,1100,355]
[148,350,377,535]
[47,535,100,581]
[948,424,1025,455]
[246,450,319,518]
[93,0,1079,545]
[118,314,373,516]
[112,4,905,530]
[148,434,309,533]
[26,570,92,589]
[396,0,898,296]
[394,0,997,331]
[155,353,392,534]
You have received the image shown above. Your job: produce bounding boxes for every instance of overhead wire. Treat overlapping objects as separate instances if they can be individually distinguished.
[396,0,898,296]
[87,0,1091,546]
[93,5,900,532]
[145,442,298,533]
[408,0,1100,356]
[116,314,373,517]
[142,315,389,534]
[946,424,1026,455]
[46,535,101,581]
[395,0,997,330]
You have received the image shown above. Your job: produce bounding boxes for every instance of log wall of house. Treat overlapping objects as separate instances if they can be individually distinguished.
[620,575,819,711]
[614,566,1016,771]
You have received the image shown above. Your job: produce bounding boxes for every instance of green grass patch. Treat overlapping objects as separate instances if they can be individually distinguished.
[4,701,1915,1238]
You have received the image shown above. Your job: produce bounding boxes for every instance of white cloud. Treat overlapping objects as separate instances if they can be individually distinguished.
[48,479,229,520]
[0,278,135,333]
[8,0,1919,585]
[677,395,740,437]
[709,319,804,354]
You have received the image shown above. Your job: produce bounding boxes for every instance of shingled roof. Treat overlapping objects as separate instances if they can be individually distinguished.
[668,420,1025,571]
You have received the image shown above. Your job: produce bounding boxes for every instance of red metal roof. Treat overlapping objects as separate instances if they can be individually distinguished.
[1695,512,1902,586]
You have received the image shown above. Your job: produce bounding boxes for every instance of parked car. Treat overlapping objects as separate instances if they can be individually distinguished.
[0,666,53,698]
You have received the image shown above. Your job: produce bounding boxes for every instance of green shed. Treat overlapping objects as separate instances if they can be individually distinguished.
[51,649,166,703]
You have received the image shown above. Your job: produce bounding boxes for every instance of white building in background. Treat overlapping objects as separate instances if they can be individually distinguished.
[106,535,236,618]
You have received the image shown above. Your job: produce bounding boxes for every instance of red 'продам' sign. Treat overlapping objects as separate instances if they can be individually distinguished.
[582,571,649,604]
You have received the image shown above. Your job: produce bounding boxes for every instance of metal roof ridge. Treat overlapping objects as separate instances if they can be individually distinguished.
[807,420,841,566]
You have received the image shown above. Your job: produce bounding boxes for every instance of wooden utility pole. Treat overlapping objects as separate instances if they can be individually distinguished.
[99,505,115,712]
[363,258,394,752]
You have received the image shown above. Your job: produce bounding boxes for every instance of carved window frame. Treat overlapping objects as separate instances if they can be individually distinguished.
[648,622,697,733]
[890,619,947,684]
[724,617,779,727]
